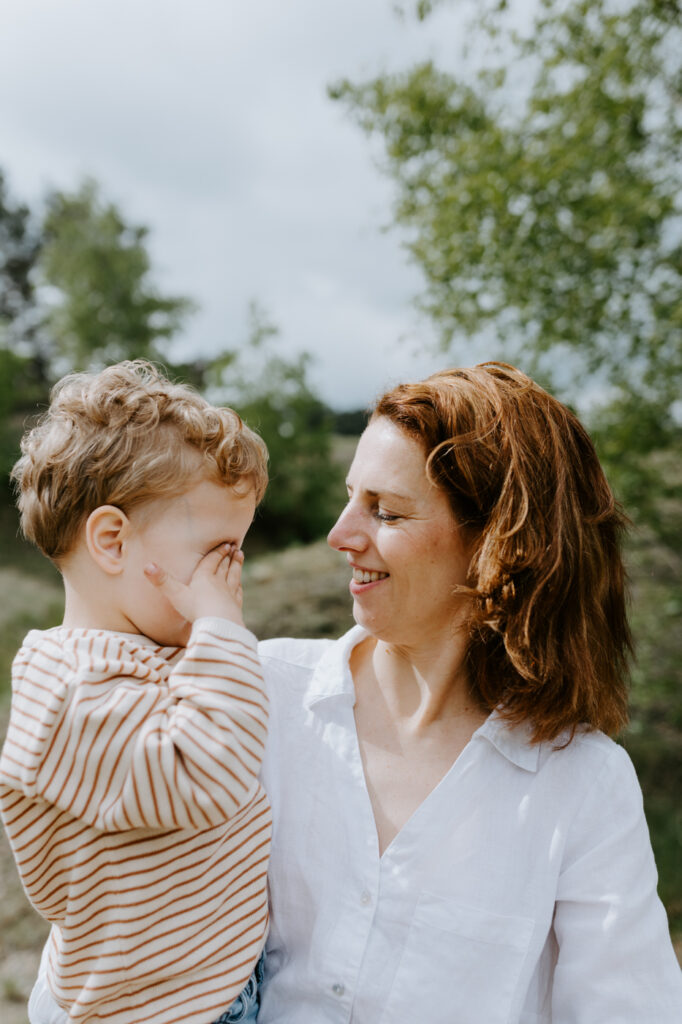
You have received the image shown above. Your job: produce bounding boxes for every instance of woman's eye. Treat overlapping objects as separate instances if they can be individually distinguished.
[375,509,400,522]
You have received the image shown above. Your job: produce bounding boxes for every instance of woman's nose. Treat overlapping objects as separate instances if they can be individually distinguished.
[327,503,366,553]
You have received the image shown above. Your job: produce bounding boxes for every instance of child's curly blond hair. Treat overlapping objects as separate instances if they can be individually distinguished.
[12,360,268,562]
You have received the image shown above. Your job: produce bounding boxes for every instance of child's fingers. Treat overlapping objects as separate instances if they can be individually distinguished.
[144,563,187,606]
[205,543,244,583]
[144,562,167,587]
[197,543,234,576]
[225,548,244,588]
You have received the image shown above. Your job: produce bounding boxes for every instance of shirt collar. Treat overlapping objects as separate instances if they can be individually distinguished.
[305,625,365,707]
[476,711,540,773]
[305,626,540,772]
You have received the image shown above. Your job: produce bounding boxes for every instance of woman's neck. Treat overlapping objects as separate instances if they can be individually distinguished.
[350,628,488,855]
[354,629,483,732]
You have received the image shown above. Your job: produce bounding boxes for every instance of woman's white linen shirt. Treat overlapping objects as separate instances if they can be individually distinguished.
[258,626,682,1024]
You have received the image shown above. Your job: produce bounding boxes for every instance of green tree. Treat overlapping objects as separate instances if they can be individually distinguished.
[206,304,343,549]
[0,171,49,484]
[40,179,194,369]
[0,171,41,340]
[331,0,682,513]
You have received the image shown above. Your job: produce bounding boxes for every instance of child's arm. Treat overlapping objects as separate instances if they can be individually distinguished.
[3,546,268,832]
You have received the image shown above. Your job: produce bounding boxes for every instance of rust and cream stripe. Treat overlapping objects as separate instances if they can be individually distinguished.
[0,618,271,1024]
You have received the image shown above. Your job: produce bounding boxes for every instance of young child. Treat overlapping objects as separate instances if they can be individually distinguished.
[0,361,271,1024]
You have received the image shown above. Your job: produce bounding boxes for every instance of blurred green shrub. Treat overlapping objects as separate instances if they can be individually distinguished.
[204,303,344,550]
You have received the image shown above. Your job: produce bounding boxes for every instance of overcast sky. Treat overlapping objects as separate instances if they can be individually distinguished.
[1,0,530,409]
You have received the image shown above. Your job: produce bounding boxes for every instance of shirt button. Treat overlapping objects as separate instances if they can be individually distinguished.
[332,983,345,997]
[360,889,372,905]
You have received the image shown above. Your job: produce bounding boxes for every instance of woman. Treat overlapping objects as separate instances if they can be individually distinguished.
[257,363,681,1022]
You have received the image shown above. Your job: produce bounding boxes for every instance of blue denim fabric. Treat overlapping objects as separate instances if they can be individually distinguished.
[211,953,265,1024]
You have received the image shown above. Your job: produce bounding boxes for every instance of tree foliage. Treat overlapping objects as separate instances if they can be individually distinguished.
[0,173,47,481]
[205,304,342,549]
[0,171,41,342]
[332,0,681,415]
[40,179,194,369]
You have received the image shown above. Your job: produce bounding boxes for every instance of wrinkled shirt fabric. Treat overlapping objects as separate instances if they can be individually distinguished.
[258,626,682,1024]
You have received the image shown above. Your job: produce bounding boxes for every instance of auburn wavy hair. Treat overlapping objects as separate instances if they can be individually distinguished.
[373,362,631,743]
[13,360,268,562]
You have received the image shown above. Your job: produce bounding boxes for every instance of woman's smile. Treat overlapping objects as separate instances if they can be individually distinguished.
[350,564,390,589]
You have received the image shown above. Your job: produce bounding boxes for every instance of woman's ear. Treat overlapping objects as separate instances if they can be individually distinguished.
[85,506,130,575]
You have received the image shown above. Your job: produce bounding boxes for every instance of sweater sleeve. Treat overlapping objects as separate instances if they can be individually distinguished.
[551,743,682,1023]
[0,618,268,832]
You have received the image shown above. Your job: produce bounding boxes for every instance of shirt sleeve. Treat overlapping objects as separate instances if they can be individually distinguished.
[552,742,682,1023]
[27,935,67,1024]
[3,618,268,832]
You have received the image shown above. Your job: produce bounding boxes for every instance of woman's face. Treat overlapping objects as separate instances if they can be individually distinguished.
[328,416,474,649]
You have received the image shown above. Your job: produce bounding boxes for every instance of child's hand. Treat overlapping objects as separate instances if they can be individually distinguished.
[144,544,246,629]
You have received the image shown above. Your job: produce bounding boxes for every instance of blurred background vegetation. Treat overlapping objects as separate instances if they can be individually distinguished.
[0,0,680,999]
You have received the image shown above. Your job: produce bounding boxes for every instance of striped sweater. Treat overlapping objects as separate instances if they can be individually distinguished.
[0,617,271,1024]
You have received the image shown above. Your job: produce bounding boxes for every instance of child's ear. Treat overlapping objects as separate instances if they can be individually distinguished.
[85,506,131,575]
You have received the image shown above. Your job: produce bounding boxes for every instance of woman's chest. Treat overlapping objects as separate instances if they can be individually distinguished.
[264,702,567,906]
[355,722,473,855]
